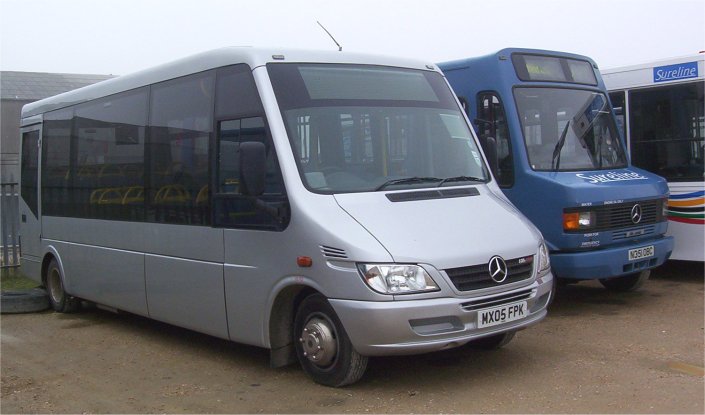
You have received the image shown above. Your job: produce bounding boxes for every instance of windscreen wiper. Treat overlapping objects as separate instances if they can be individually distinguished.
[551,121,571,171]
[375,177,442,191]
[437,176,485,187]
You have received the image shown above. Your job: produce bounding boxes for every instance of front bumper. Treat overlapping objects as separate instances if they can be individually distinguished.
[550,235,674,280]
[329,272,552,356]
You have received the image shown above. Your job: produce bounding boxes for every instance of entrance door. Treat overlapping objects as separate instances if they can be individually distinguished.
[19,126,42,262]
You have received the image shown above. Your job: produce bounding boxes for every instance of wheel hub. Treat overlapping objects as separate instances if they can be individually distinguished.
[299,317,336,366]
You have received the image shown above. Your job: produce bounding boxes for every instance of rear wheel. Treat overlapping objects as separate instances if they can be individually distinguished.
[294,293,367,387]
[467,331,516,350]
[599,270,650,292]
[45,259,81,313]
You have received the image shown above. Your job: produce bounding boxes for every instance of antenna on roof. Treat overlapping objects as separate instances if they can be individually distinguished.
[317,21,342,52]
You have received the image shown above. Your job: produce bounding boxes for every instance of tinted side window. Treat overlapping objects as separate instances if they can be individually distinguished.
[21,130,40,217]
[216,64,262,119]
[215,117,288,230]
[74,88,148,221]
[148,71,215,225]
[42,108,73,216]
[477,92,514,187]
[629,81,704,181]
[214,66,289,230]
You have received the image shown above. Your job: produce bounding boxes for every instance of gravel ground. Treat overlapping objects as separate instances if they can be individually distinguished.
[1,261,702,413]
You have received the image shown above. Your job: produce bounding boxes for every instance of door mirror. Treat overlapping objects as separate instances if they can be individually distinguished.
[483,136,499,177]
[239,141,266,196]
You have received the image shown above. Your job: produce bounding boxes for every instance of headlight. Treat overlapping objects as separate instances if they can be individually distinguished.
[537,241,551,277]
[563,210,596,231]
[357,264,439,295]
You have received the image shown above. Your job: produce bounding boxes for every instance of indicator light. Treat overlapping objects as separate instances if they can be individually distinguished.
[297,256,313,267]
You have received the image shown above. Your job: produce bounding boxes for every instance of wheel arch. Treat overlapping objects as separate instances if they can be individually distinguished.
[268,282,319,368]
[40,245,64,286]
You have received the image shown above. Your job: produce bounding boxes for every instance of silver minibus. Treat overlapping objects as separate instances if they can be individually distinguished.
[19,48,553,386]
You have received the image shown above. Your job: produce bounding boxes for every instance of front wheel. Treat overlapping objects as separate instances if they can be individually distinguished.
[45,259,81,313]
[599,270,650,292]
[294,293,368,387]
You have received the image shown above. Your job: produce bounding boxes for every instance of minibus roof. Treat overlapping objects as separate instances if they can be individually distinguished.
[22,47,439,118]
[438,47,599,72]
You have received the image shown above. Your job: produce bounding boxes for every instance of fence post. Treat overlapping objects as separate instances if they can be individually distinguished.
[1,182,21,269]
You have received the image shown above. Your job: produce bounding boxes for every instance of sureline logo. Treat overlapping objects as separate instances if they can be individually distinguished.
[575,170,649,184]
[653,61,699,83]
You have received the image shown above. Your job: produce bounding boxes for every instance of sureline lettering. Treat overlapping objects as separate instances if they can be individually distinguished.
[576,170,649,184]
[653,62,699,83]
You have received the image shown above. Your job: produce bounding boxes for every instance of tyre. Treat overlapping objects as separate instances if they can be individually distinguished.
[599,270,650,292]
[45,259,81,313]
[467,331,516,350]
[294,293,368,387]
[0,288,50,314]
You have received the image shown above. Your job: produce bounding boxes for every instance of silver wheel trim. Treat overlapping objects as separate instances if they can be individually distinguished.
[299,314,338,367]
[47,268,64,305]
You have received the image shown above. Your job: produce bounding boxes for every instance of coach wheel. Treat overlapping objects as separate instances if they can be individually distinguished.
[45,259,81,313]
[294,293,368,387]
[599,270,650,292]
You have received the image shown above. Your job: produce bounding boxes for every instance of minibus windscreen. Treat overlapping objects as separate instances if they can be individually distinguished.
[268,64,489,193]
[514,88,628,171]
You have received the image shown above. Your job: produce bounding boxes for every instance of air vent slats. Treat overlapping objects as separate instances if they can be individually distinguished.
[461,289,534,311]
[320,245,349,259]
[386,187,480,202]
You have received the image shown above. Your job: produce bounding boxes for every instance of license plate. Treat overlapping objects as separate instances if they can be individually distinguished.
[477,301,527,328]
[628,245,654,261]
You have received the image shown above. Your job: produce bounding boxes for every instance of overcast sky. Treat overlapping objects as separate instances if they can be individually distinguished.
[1,0,703,76]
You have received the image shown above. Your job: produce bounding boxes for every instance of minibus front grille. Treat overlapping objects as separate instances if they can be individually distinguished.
[565,199,663,233]
[444,255,534,291]
[596,199,661,230]
[460,289,534,311]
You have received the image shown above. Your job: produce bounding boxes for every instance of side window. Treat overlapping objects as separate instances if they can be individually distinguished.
[42,108,73,216]
[628,81,704,181]
[148,71,215,225]
[74,88,148,221]
[629,81,705,181]
[213,66,289,230]
[609,91,626,143]
[20,130,40,217]
[477,92,514,187]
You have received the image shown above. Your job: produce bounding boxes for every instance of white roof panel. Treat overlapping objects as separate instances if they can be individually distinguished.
[21,47,438,118]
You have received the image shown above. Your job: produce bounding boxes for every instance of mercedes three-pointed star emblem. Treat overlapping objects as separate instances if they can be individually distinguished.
[488,255,508,283]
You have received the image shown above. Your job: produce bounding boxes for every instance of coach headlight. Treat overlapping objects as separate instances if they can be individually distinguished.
[357,264,439,294]
[563,210,596,231]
